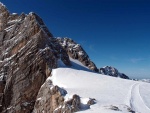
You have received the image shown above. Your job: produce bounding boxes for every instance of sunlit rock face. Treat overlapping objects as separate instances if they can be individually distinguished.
[0,2,131,113]
[0,3,72,113]
[0,2,99,113]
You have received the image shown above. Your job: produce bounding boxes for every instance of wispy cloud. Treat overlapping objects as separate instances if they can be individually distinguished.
[89,45,97,53]
[130,58,144,63]
[110,56,118,60]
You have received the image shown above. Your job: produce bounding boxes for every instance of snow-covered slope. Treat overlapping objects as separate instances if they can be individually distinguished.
[49,59,150,113]
[58,57,93,72]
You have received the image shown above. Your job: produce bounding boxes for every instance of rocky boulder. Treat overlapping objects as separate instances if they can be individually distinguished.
[33,78,95,113]
[33,78,81,113]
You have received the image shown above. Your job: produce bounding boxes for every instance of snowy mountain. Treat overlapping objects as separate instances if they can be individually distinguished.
[0,2,150,113]
[99,66,129,79]
[47,59,150,113]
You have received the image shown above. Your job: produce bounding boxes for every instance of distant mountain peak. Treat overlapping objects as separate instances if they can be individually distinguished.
[99,66,129,79]
[0,2,132,113]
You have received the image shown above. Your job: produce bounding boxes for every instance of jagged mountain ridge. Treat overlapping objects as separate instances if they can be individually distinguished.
[0,2,98,113]
[56,37,98,72]
[0,1,127,78]
[0,3,70,112]
[0,2,130,113]
[99,66,129,79]
[56,38,129,79]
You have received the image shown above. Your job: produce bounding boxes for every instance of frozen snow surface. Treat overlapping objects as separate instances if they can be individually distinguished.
[50,59,150,113]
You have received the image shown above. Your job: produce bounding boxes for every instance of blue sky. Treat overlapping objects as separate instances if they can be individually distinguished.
[1,0,150,79]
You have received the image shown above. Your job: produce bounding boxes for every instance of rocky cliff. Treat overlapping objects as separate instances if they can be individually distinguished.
[0,2,131,113]
[0,3,97,113]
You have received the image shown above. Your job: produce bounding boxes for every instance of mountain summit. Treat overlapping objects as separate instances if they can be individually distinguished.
[0,2,98,112]
[1,2,149,113]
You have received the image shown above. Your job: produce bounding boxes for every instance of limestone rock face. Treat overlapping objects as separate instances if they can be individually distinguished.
[33,79,82,113]
[0,2,129,113]
[0,3,71,113]
[0,2,96,112]
[56,37,98,72]
[33,79,66,113]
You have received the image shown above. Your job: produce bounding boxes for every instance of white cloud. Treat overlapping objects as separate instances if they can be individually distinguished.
[130,58,144,63]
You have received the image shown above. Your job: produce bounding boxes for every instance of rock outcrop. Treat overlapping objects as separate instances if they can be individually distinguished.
[33,79,81,113]
[99,66,129,79]
[0,2,97,113]
[0,3,71,113]
[33,78,96,113]
[0,2,131,113]
[56,37,98,72]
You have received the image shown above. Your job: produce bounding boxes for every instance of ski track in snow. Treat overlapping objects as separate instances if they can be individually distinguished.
[56,59,150,113]
[130,83,150,113]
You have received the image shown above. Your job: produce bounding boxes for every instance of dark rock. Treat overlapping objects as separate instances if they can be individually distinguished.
[87,98,96,105]
[99,66,129,79]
